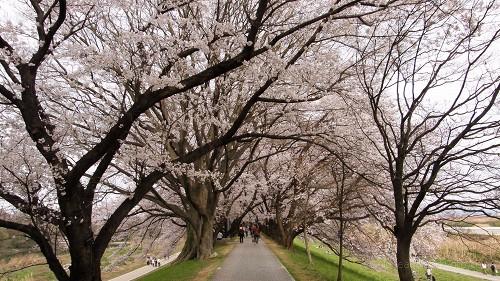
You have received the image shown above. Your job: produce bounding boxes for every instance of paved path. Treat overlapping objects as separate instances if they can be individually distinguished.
[212,238,294,281]
[108,252,179,281]
[430,262,500,281]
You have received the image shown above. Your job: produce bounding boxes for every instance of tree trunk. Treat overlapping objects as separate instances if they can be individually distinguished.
[67,222,102,281]
[396,235,414,281]
[177,213,216,261]
[303,226,313,264]
[337,221,344,281]
[262,217,296,249]
[177,182,218,261]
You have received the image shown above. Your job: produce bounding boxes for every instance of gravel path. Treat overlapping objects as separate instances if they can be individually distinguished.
[430,262,500,281]
[107,252,179,281]
[211,238,294,281]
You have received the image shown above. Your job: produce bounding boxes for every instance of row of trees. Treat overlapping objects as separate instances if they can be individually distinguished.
[1,1,499,281]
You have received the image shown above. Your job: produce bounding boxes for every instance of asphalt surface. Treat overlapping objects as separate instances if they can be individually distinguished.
[211,237,294,281]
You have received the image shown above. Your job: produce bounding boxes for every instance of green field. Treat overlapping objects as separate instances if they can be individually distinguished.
[0,228,493,281]
[436,259,500,276]
[0,228,144,281]
[267,238,486,281]
[136,239,237,281]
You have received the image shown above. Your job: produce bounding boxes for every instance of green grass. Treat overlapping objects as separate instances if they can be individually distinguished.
[435,258,500,276]
[0,229,39,259]
[136,260,208,281]
[448,221,475,227]
[412,263,486,281]
[136,239,237,281]
[491,221,500,227]
[0,264,56,281]
[0,242,142,281]
[267,238,486,281]
[268,238,397,281]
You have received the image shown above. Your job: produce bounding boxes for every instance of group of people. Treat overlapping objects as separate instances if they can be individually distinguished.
[238,223,260,243]
[481,262,497,275]
[146,256,161,267]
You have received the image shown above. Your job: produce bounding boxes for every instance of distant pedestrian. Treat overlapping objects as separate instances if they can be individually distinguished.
[146,256,151,266]
[491,263,497,275]
[425,266,432,281]
[253,224,260,244]
[238,226,245,243]
[481,263,487,274]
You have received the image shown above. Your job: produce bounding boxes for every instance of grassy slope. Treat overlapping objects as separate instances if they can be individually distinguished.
[435,259,500,277]
[0,244,143,281]
[266,238,486,281]
[136,238,237,281]
[0,264,57,281]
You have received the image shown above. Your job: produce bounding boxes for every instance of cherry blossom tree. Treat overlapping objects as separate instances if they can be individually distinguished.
[256,143,330,248]
[313,159,371,281]
[354,1,500,280]
[0,0,406,280]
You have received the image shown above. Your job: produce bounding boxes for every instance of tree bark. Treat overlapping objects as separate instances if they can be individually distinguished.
[337,221,344,281]
[396,235,414,281]
[303,226,313,264]
[177,182,219,261]
[178,215,215,260]
[66,219,101,281]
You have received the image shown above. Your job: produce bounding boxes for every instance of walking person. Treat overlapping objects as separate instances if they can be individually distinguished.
[238,226,245,243]
[491,263,497,275]
[481,263,487,274]
[250,224,256,242]
[253,224,260,244]
[425,266,432,281]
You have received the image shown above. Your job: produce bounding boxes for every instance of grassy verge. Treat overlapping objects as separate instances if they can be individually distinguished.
[0,264,57,281]
[265,237,396,281]
[0,246,143,281]
[266,237,486,281]
[136,238,237,281]
[435,259,500,276]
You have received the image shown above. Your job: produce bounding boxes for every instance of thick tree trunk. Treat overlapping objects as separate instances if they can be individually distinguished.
[198,216,215,259]
[69,250,101,281]
[177,182,219,261]
[67,222,102,281]
[396,235,413,281]
[178,214,216,261]
[275,209,295,249]
[262,217,297,249]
